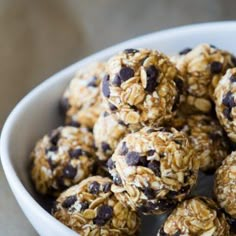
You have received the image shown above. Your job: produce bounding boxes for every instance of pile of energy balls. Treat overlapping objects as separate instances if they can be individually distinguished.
[30,44,236,235]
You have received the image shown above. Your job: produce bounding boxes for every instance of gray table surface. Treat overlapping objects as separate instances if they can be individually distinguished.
[1,0,236,235]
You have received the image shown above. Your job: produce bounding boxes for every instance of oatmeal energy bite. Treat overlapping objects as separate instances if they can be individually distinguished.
[31,126,96,196]
[94,112,128,161]
[173,44,236,113]
[157,197,230,236]
[61,62,106,129]
[108,127,199,215]
[53,176,140,236]
[102,48,184,130]
[215,68,236,142]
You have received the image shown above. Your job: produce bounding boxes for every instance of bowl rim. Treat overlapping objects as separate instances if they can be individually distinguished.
[1,21,236,234]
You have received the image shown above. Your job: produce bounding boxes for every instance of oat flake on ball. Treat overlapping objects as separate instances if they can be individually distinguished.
[102,48,184,131]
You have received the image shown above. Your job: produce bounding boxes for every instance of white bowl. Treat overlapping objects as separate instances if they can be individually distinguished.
[1,21,236,236]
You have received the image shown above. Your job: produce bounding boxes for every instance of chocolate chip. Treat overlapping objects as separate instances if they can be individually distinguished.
[62,195,77,208]
[223,107,233,121]
[102,75,110,97]
[107,158,115,169]
[167,185,190,198]
[231,56,236,66]
[60,97,70,114]
[67,120,81,127]
[174,77,184,94]
[124,48,139,54]
[145,65,159,93]
[50,131,60,146]
[158,227,168,236]
[208,132,221,141]
[228,216,236,233]
[101,142,111,153]
[174,139,182,145]
[147,150,155,156]
[230,75,236,83]
[210,44,217,49]
[80,201,89,211]
[93,205,113,226]
[157,199,176,211]
[87,76,98,87]
[48,157,57,170]
[103,182,111,193]
[109,103,117,111]
[179,47,192,55]
[114,175,122,185]
[89,181,100,194]
[144,187,155,199]
[120,142,128,155]
[222,91,236,108]
[138,156,148,167]
[46,145,58,153]
[118,120,127,126]
[56,176,67,190]
[69,148,83,158]
[148,160,161,177]
[126,152,140,166]
[112,74,121,86]
[63,164,77,179]
[172,93,180,111]
[103,111,109,117]
[119,67,134,82]
[210,61,223,74]
[130,105,138,111]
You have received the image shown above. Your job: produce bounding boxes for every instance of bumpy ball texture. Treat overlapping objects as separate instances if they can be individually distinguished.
[172,44,236,113]
[108,127,199,215]
[214,152,236,220]
[31,126,96,196]
[102,48,184,131]
[157,197,230,236]
[215,68,236,142]
[94,112,128,161]
[170,114,229,172]
[52,176,140,236]
[61,62,106,129]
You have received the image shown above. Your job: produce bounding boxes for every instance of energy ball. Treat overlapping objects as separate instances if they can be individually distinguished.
[173,44,236,113]
[157,197,230,236]
[215,68,236,142]
[214,152,236,221]
[31,126,96,196]
[61,62,106,129]
[94,112,128,161]
[171,114,229,172]
[52,176,140,236]
[102,48,184,131]
[108,127,199,215]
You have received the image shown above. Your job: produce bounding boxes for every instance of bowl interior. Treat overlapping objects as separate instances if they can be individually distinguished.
[2,22,236,235]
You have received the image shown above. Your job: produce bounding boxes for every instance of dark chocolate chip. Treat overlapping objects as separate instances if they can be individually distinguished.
[179,47,192,55]
[208,132,221,141]
[148,160,161,177]
[80,201,89,211]
[101,142,111,153]
[93,205,113,226]
[89,181,100,194]
[107,158,115,169]
[103,182,111,193]
[157,199,176,211]
[174,77,184,94]
[103,111,109,117]
[231,56,236,66]
[172,93,180,111]
[210,61,223,74]
[46,145,58,153]
[158,226,168,236]
[48,157,57,170]
[144,187,155,199]
[62,195,77,208]
[69,148,83,158]
[124,48,139,54]
[118,120,127,126]
[145,65,159,93]
[67,120,81,127]
[138,156,148,167]
[147,150,155,156]
[112,74,121,86]
[50,131,60,146]
[109,103,117,111]
[63,164,77,179]
[102,75,110,97]
[223,107,232,121]
[60,97,71,114]
[174,139,182,145]
[114,175,122,185]
[120,142,128,155]
[56,176,67,190]
[228,216,236,233]
[87,76,98,87]
[130,105,138,111]
[126,152,140,166]
[222,91,236,108]
[230,75,236,83]
[119,67,134,82]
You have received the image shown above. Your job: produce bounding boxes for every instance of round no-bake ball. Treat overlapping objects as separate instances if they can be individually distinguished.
[52,176,140,236]
[215,68,236,142]
[108,127,199,215]
[31,126,96,196]
[157,197,230,236]
[173,44,236,113]
[101,48,184,131]
[61,62,106,129]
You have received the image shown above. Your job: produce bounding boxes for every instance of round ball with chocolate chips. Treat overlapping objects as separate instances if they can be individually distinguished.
[215,68,236,142]
[101,48,184,131]
[170,114,229,173]
[214,152,236,229]
[172,44,236,114]
[157,196,230,236]
[94,112,129,161]
[108,127,199,215]
[30,126,96,196]
[60,62,106,129]
[52,176,140,236]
